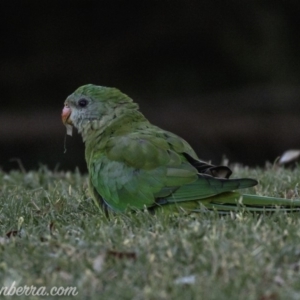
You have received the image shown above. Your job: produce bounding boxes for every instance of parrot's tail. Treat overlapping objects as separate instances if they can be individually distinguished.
[157,192,300,213]
[201,192,300,212]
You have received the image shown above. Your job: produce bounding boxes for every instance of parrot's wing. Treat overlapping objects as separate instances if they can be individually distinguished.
[89,132,256,211]
[89,132,198,211]
[163,174,257,203]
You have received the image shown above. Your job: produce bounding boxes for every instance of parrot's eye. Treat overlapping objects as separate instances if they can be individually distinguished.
[78,99,88,108]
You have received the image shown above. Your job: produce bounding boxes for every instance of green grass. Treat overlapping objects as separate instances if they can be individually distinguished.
[1,165,300,299]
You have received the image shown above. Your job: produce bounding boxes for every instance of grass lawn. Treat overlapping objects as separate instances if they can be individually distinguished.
[1,164,300,299]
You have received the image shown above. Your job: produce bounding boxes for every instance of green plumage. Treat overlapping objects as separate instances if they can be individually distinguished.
[63,84,300,213]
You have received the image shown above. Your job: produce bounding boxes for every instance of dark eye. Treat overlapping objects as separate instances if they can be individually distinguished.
[78,99,88,107]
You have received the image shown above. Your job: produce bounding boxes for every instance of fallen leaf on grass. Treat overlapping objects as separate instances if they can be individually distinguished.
[0,237,8,245]
[59,270,73,282]
[39,222,56,242]
[279,150,300,165]
[6,230,19,238]
[106,250,137,260]
[274,275,285,286]
[259,292,279,300]
[289,262,300,271]
[285,189,298,199]
[174,275,195,285]
[93,254,105,273]
[49,221,55,234]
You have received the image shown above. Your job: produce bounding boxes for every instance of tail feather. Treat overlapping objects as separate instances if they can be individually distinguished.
[205,192,300,211]
[158,192,300,213]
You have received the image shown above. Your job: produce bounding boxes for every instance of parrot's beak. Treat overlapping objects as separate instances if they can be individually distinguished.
[62,104,73,136]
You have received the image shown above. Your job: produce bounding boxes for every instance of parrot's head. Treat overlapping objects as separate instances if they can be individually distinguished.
[62,84,137,136]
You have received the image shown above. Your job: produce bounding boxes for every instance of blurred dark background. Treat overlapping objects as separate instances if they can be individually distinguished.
[1,0,300,172]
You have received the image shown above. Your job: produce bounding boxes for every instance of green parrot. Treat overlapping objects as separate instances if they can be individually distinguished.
[62,84,300,214]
